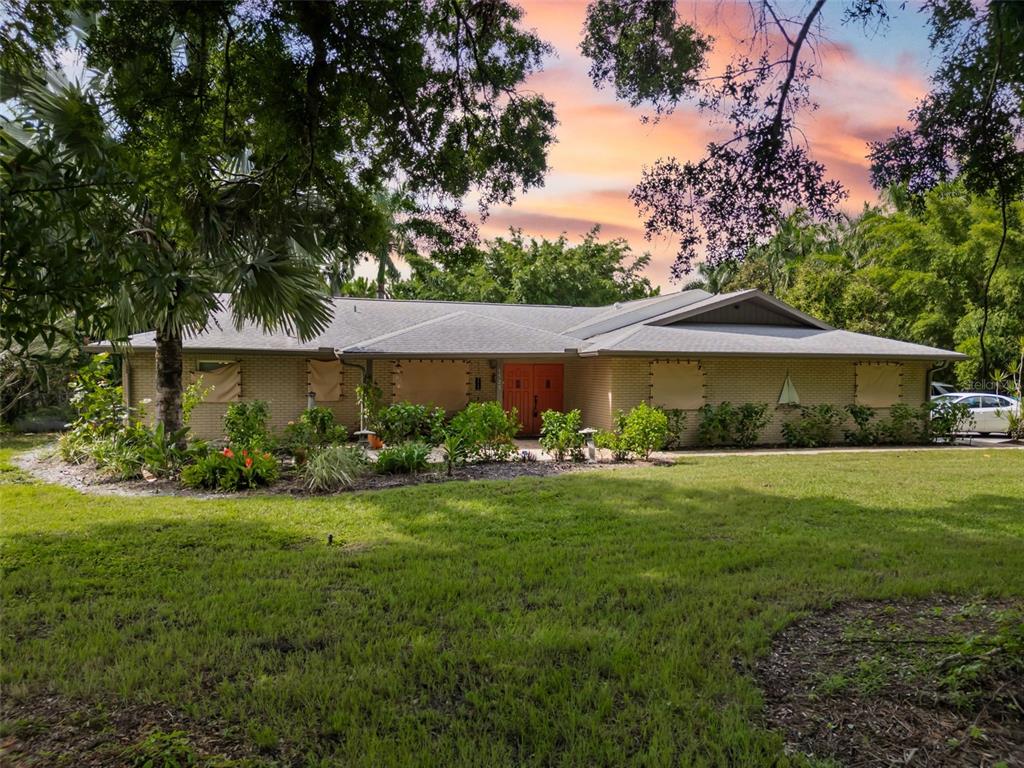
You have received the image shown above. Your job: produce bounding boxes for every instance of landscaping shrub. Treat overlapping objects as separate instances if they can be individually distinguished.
[140,422,192,478]
[374,402,445,446]
[620,402,668,460]
[284,407,347,463]
[375,441,431,474]
[843,404,879,446]
[923,400,973,442]
[661,408,688,450]
[696,402,770,448]
[59,353,130,462]
[781,404,843,448]
[300,445,369,491]
[180,446,279,491]
[877,403,924,445]
[446,402,519,462]
[439,431,469,476]
[595,428,630,461]
[87,420,153,480]
[539,409,584,461]
[224,401,272,450]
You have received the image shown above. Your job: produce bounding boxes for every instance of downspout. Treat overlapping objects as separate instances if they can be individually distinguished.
[336,351,369,431]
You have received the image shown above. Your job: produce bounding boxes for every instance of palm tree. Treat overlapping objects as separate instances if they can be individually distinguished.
[368,187,418,299]
[7,71,335,439]
[683,260,738,294]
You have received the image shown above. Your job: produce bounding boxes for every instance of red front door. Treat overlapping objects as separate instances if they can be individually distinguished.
[502,363,564,435]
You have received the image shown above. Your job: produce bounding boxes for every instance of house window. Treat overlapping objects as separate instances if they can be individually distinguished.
[198,360,232,372]
[855,362,902,407]
[395,360,468,412]
[650,360,704,410]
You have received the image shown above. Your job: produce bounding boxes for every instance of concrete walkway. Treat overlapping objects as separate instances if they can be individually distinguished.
[512,437,1023,463]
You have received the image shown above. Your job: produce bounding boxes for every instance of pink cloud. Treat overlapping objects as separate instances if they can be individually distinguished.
[488,0,930,287]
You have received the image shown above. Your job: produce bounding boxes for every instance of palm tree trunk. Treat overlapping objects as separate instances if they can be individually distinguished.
[154,325,184,438]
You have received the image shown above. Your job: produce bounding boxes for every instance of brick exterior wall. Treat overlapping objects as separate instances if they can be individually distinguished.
[564,355,932,444]
[125,352,501,440]
[125,350,933,445]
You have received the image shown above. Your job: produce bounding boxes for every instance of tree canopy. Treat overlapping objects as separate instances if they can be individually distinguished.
[723,188,1024,386]
[393,227,658,306]
[2,0,557,431]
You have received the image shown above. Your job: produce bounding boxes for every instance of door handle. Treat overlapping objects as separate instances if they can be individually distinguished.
[533,394,538,417]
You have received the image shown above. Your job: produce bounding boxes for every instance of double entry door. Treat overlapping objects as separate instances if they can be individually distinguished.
[502,363,564,435]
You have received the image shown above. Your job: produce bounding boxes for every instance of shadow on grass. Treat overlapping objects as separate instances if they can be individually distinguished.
[3,472,1024,766]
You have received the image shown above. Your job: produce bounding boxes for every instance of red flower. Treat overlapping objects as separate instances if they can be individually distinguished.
[242,449,250,457]
[245,456,253,468]
[222,448,234,458]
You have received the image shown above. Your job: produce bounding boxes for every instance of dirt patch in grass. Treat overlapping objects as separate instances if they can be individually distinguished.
[755,597,1024,767]
[0,693,264,767]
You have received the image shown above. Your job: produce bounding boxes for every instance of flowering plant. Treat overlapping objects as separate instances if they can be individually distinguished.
[181,445,279,491]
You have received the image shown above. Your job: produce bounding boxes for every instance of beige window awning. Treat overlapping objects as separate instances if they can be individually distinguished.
[855,362,902,407]
[308,359,343,402]
[193,361,241,403]
[650,360,705,410]
[395,360,468,412]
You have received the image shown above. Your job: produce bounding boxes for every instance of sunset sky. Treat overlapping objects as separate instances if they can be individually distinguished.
[470,0,937,289]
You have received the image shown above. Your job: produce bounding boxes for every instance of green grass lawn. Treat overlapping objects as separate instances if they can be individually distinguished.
[2,439,1022,766]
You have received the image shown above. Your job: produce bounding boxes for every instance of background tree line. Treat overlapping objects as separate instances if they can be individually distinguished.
[687,186,1023,387]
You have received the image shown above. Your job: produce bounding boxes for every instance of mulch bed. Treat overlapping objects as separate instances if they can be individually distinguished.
[754,597,1024,767]
[0,693,260,767]
[12,448,637,499]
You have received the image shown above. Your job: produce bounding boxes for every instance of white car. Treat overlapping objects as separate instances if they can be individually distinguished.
[932,392,1021,435]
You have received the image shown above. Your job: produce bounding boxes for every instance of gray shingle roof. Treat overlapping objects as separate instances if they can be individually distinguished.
[581,323,964,359]
[101,289,965,360]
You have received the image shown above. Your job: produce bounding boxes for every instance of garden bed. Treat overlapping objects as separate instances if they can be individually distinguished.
[754,597,1024,767]
[13,446,620,498]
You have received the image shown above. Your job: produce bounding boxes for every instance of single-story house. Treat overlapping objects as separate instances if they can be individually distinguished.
[102,288,965,444]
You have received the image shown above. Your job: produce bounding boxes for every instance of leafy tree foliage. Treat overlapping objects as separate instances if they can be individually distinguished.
[724,189,1024,385]
[394,227,658,306]
[2,0,557,433]
[580,0,891,276]
[869,0,1024,376]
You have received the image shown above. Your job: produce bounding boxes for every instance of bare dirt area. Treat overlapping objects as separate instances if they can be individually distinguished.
[0,693,260,767]
[755,597,1024,767]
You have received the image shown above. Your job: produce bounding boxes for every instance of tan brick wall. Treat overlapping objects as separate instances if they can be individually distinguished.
[567,356,933,445]
[125,350,933,446]
[125,352,501,440]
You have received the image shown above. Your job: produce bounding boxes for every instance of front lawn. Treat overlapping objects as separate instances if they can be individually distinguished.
[2,443,1022,766]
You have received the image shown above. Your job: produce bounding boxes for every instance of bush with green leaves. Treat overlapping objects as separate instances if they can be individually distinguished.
[446,401,519,462]
[300,444,369,492]
[439,431,469,476]
[696,402,771,448]
[660,408,689,450]
[843,404,879,446]
[374,402,446,446]
[59,353,130,462]
[180,446,279,491]
[140,423,192,478]
[781,404,844,448]
[877,403,924,445]
[620,402,669,460]
[284,406,347,463]
[595,428,630,461]
[539,409,584,461]
[375,441,431,474]
[223,400,272,450]
[924,400,974,442]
